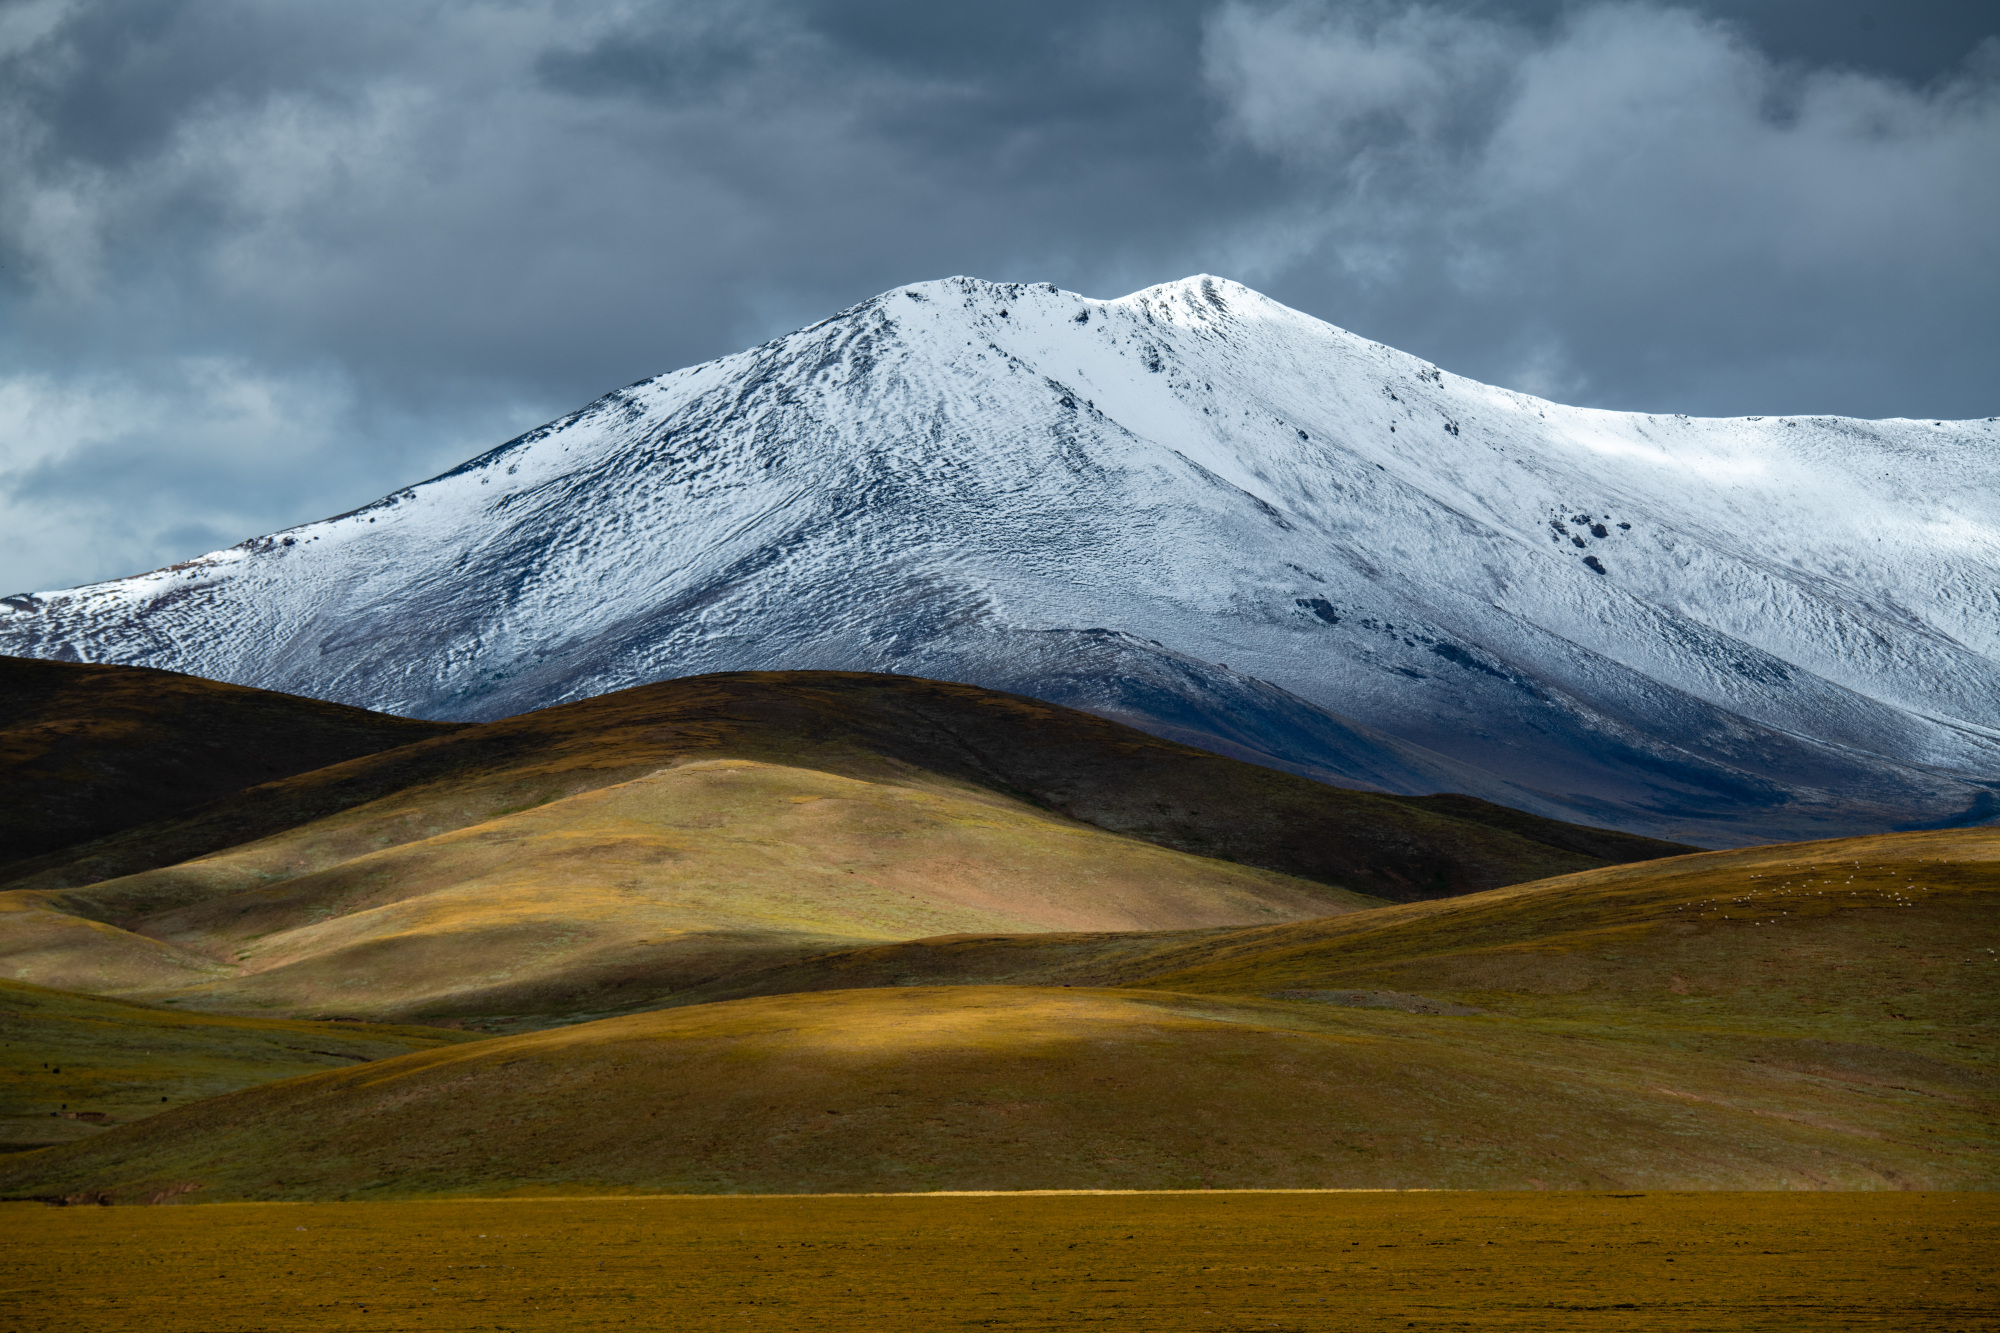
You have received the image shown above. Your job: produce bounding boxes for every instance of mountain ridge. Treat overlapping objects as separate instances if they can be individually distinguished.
[6,275,1997,845]
[0,656,458,877]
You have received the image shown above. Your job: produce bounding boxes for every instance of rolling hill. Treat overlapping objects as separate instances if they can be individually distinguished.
[3,826,1989,1199]
[685,827,1999,1041]
[0,656,456,879]
[0,977,471,1155]
[0,977,1982,1200]
[2,671,1683,1027]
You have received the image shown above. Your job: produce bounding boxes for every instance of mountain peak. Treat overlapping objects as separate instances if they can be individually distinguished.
[5,276,1996,846]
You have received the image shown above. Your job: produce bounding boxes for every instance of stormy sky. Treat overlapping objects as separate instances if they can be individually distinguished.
[2,1,1995,594]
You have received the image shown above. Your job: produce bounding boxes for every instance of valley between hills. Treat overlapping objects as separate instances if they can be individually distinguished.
[1,658,1992,1203]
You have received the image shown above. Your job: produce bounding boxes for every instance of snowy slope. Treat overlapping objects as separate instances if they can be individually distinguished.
[6,276,1997,845]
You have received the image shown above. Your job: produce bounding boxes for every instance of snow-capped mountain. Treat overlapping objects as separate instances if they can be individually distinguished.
[7,276,1998,846]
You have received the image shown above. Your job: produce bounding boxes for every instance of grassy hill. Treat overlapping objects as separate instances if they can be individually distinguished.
[0,977,472,1154]
[0,671,1686,1026]
[676,827,1998,1036]
[4,671,1687,900]
[2,980,1985,1201]
[6,757,1385,1025]
[4,826,1989,1198]
[0,656,457,879]
[1104,827,2000,1030]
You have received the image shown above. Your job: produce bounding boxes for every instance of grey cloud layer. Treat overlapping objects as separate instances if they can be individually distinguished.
[1205,3,2000,409]
[1,0,1994,592]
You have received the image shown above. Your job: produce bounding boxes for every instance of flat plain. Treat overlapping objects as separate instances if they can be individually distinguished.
[4,1191,1994,1332]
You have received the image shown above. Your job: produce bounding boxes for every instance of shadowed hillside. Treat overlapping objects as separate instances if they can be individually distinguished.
[0,657,458,879]
[0,978,472,1154]
[4,827,1989,1199]
[4,671,1689,900]
[0,672,1688,1026]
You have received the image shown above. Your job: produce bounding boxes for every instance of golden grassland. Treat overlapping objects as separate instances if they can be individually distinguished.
[0,978,475,1152]
[3,1191,1995,1331]
[0,758,1387,1026]
[653,826,2000,1026]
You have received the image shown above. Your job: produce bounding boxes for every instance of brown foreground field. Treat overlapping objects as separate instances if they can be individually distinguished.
[3,1191,1993,1332]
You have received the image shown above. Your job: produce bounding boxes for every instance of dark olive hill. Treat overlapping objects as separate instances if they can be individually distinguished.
[0,656,457,878]
[5,670,1688,900]
[2,965,1985,1199]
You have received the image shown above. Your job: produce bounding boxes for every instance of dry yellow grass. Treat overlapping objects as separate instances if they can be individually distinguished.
[1110,826,2000,1077]
[686,827,2000,1058]
[3,758,1383,1025]
[2,1192,1993,1331]
[2,827,1992,1200]
[3,670,1686,1026]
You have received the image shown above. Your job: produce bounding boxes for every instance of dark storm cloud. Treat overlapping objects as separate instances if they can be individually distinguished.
[0,0,1994,592]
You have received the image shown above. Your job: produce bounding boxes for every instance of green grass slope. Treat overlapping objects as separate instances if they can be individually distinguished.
[0,978,473,1154]
[0,657,457,879]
